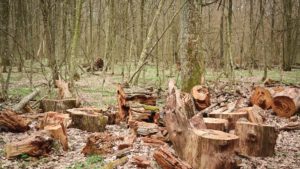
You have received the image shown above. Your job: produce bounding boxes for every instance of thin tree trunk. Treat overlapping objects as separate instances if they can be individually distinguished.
[261,0,267,81]
[219,0,225,69]
[240,1,246,68]
[226,0,234,89]
[1,0,10,73]
[122,0,128,82]
[269,0,275,70]
[249,0,254,75]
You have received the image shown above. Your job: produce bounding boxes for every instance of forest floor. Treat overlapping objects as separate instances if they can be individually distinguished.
[0,61,300,169]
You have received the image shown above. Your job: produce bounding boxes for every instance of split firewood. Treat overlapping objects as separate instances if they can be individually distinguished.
[40,98,80,114]
[81,132,116,156]
[5,130,54,159]
[251,86,273,110]
[116,83,157,121]
[153,144,192,169]
[209,108,248,131]
[55,80,73,99]
[38,112,71,130]
[131,156,150,168]
[12,88,40,112]
[242,106,264,124]
[191,85,211,111]
[235,121,279,157]
[44,124,68,151]
[116,135,137,150]
[20,113,45,121]
[67,108,108,132]
[128,120,160,136]
[129,101,160,123]
[203,118,228,131]
[272,88,300,117]
[102,156,128,169]
[166,79,241,169]
[142,137,166,148]
[0,109,31,132]
[279,123,300,130]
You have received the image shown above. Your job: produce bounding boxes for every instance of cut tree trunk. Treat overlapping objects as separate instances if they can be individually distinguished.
[0,109,31,132]
[40,98,80,114]
[129,101,159,123]
[128,120,161,136]
[116,83,157,121]
[203,118,228,131]
[153,144,192,169]
[235,121,279,157]
[12,88,40,112]
[132,156,150,168]
[5,130,54,159]
[272,88,300,117]
[44,124,68,151]
[191,85,211,111]
[81,132,116,156]
[67,108,108,132]
[209,109,248,131]
[251,86,273,110]
[55,80,73,99]
[166,79,241,169]
[38,112,71,130]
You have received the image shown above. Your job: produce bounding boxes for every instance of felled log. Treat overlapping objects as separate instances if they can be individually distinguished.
[128,120,160,136]
[12,88,40,112]
[81,132,116,156]
[203,118,228,131]
[132,156,150,168]
[116,83,157,121]
[166,79,241,169]
[0,109,31,132]
[67,108,108,132]
[102,156,128,169]
[86,58,104,72]
[55,80,73,99]
[235,121,279,157]
[251,86,273,110]
[209,108,248,131]
[38,112,71,130]
[153,145,192,169]
[44,125,68,151]
[20,113,45,121]
[116,135,137,150]
[272,88,300,117]
[21,104,36,114]
[5,130,54,159]
[129,102,159,123]
[242,106,264,124]
[40,98,80,114]
[191,85,211,111]
[279,123,300,130]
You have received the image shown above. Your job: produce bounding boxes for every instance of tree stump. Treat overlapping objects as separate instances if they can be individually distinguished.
[209,109,248,131]
[38,112,71,130]
[5,130,54,159]
[251,86,273,110]
[235,121,279,157]
[67,108,108,132]
[40,98,80,114]
[0,109,31,132]
[55,80,73,99]
[153,145,192,169]
[203,118,228,131]
[116,83,157,121]
[166,79,241,169]
[272,88,300,117]
[242,106,264,124]
[81,132,116,156]
[191,85,211,111]
[44,125,68,151]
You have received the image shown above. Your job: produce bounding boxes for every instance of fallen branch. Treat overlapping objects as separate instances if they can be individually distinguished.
[12,88,40,112]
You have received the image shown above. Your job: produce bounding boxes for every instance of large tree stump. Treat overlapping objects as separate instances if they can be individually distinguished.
[209,109,248,131]
[272,88,300,117]
[5,130,54,159]
[191,85,211,111]
[153,144,192,169]
[235,121,279,157]
[116,83,157,121]
[203,118,228,131]
[166,79,240,169]
[55,80,73,99]
[0,109,31,132]
[67,108,108,132]
[251,86,273,110]
[81,132,116,156]
[40,98,80,114]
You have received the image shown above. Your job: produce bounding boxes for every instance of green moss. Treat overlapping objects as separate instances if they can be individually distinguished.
[102,156,128,169]
[144,105,159,112]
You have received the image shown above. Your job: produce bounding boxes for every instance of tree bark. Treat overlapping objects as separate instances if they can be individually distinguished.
[0,109,31,132]
[39,98,80,114]
[55,80,73,99]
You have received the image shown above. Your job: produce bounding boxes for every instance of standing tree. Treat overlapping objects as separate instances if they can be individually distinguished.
[261,0,267,81]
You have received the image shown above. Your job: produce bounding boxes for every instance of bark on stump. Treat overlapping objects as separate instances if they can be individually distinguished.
[166,79,240,169]
[55,80,73,99]
[0,109,31,132]
[81,132,116,156]
[272,88,300,117]
[203,118,228,131]
[40,98,80,114]
[251,86,273,110]
[235,121,279,157]
[191,85,211,111]
[67,108,108,132]
[5,130,54,159]
[116,83,157,121]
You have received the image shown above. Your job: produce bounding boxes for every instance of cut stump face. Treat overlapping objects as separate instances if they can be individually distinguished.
[251,86,273,110]
[272,96,295,117]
